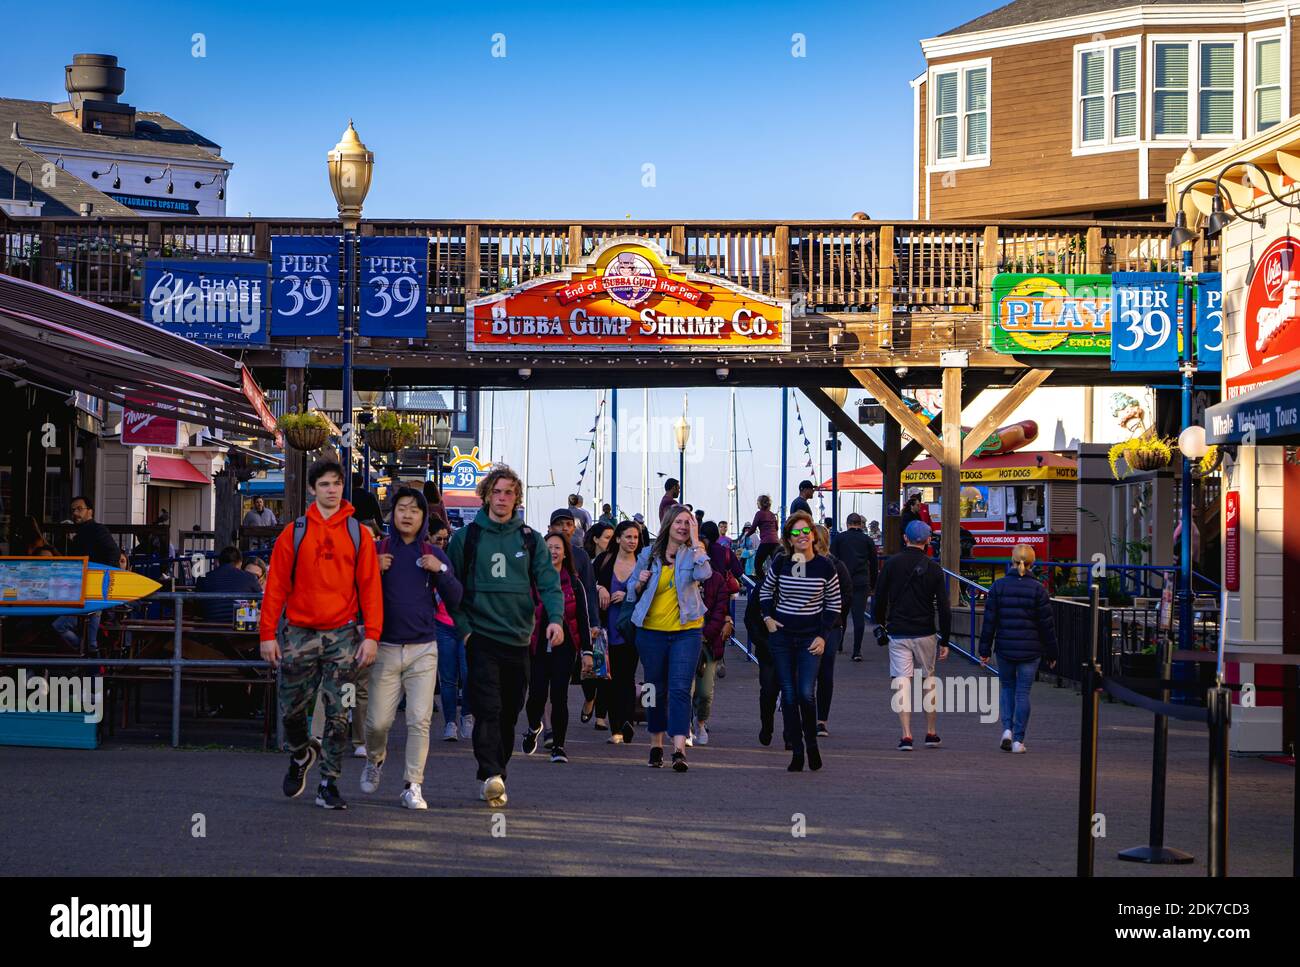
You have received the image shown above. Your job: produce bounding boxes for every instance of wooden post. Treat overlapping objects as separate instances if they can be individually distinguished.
[853,369,943,458]
[878,224,895,351]
[981,225,999,349]
[671,225,687,263]
[464,224,481,301]
[568,224,583,265]
[284,366,307,522]
[884,416,902,555]
[39,224,57,289]
[941,366,963,604]
[774,225,790,300]
[1085,226,1104,274]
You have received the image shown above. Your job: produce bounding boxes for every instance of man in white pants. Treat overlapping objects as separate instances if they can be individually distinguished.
[362,487,464,809]
[872,520,952,752]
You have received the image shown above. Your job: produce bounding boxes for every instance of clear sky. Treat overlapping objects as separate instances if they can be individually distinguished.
[1,0,1004,527]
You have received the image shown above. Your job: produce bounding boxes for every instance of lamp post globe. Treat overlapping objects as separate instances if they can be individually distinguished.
[327,120,374,231]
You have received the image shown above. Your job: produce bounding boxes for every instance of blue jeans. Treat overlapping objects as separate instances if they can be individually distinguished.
[54,612,101,653]
[769,630,822,754]
[436,622,469,724]
[636,627,701,738]
[997,657,1040,742]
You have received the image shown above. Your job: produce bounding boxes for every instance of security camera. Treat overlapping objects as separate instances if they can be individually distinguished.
[895,366,908,378]
[715,367,729,380]
[517,368,532,380]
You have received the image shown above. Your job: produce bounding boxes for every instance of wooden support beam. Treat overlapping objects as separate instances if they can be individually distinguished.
[981,225,999,349]
[852,369,943,459]
[960,368,1052,461]
[883,418,902,555]
[800,386,885,469]
[899,372,997,466]
[877,225,895,351]
[568,224,583,265]
[773,225,790,299]
[941,367,963,604]
[465,224,481,299]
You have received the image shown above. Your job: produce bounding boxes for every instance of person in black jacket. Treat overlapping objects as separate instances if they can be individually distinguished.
[978,544,1058,754]
[53,496,121,654]
[830,513,879,661]
[552,508,603,730]
[873,520,952,752]
[816,525,854,737]
[744,556,787,750]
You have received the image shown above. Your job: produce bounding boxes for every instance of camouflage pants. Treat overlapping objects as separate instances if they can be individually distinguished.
[280,623,360,779]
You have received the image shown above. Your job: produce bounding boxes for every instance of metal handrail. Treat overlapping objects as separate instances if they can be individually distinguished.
[940,567,995,671]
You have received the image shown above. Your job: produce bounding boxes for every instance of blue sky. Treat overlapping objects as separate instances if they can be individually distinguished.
[2,0,999,525]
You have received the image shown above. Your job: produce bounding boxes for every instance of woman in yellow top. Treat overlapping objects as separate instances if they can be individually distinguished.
[625,504,713,771]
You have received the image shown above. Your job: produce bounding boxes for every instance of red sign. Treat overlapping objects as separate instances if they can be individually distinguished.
[1225,490,1240,592]
[467,238,790,353]
[122,398,179,446]
[241,367,282,447]
[1233,235,1300,395]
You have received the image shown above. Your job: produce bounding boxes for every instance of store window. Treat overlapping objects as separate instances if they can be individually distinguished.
[1006,485,1046,532]
[930,60,990,166]
[1151,38,1240,141]
[1250,33,1284,135]
[1076,42,1138,148]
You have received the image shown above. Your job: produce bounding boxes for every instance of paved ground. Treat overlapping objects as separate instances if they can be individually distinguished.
[1,638,1293,876]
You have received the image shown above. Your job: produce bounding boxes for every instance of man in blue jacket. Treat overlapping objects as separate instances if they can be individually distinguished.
[196,546,263,625]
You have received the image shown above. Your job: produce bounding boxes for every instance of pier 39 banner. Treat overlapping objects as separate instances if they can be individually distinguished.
[466,237,791,353]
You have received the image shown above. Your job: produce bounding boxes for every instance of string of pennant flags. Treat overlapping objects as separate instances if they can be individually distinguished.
[792,395,827,520]
[575,397,605,491]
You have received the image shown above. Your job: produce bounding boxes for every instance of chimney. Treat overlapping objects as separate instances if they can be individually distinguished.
[53,54,136,134]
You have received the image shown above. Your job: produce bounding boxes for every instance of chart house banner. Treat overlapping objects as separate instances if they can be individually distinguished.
[466,237,791,353]
[991,274,1112,356]
[1110,272,1223,373]
[271,235,340,337]
[143,259,268,346]
[360,236,428,338]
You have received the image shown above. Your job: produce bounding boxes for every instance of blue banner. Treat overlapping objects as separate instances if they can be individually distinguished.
[1196,272,1222,372]
[142,259,268,345]
[271,235,340,337]
[1111,272,1180,372]
[359,237,427,338]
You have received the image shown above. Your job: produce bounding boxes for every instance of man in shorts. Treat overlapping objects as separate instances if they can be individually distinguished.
[872,520,951,751]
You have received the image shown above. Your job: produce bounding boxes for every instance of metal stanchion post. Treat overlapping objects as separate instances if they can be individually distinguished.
[1077,582,1102,877]
[1206,684,1230,876]
[171,596,184,748]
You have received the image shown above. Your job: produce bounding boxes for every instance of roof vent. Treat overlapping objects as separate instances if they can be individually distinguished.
[65,54,125,110]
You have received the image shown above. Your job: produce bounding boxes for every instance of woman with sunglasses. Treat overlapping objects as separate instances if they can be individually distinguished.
[759,511,841,772]
[625,504,712,772]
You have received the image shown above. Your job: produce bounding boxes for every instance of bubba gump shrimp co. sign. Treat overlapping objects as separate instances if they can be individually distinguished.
[466,237,790,352]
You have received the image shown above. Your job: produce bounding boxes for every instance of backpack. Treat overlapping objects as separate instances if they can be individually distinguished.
[460,520,539,606]
[289,514,363,587]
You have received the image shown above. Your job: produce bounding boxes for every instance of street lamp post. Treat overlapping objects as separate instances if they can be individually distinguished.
[822,387,848,533]
[431,413,453,492]
[327,121,374,504]
[674,404,690,506]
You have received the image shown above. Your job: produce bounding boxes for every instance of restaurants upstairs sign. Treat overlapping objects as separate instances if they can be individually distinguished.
[466,237,790,353]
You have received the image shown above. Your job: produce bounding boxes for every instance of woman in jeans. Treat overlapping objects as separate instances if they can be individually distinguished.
[978,544,1058,754]
[759,511,841,772]
[749,495,781,577]
[522,534,593,764]
[594,521,643,744]
[429,517,471,742]
[625,505,712,772]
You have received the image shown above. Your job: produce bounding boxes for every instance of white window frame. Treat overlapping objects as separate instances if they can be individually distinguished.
[1072,37,1142,154]
[926,57,992,171]
[1247,27,1289,138]
[1146,34,1243,145]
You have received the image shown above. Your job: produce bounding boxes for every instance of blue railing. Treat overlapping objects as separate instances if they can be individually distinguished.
[940,568,997,671]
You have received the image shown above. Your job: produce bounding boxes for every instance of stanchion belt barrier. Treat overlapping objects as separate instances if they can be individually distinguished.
[1101,678,1210,724]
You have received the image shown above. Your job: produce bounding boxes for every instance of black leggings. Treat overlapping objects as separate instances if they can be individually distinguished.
[580,677,609,719]
[755,542,781,577]
[606,641,639,733]
[526,643,575,749]
[849,584,871,654]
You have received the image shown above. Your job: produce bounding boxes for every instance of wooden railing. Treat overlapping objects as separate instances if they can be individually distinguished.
[0,215,1185,355]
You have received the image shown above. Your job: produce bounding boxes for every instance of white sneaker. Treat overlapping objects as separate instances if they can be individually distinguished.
[442,721,459,742]
[480,775,507,807]
[696,722,710,746]
[608,733,624,744]
[1011,741,1028,754]
[352,744,366,758]
[684,733,694,748]
[360,759,383,794]
[459,714,474,738]
[400,783,428,810]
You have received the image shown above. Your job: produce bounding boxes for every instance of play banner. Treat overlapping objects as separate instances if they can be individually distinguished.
[991,274,1112,355]
[467,237,790,352]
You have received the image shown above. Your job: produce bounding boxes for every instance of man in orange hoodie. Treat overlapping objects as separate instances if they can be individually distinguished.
[259,459,383,809]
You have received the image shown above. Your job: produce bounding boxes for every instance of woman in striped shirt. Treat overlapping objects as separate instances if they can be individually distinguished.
[759,510,841,772]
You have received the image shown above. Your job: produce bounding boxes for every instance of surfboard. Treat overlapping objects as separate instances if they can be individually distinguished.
[0,562,161,616]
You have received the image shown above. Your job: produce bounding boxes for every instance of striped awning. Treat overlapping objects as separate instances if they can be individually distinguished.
[0,274,276,438]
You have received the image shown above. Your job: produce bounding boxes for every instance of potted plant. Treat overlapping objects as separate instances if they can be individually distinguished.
[1108,433,1174,478]
[277,410,331,451]
[365,410,420,453]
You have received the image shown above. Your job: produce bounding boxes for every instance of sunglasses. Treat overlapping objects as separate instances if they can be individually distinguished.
[789,527,812,537]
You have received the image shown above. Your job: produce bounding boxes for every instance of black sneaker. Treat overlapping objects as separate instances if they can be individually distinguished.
[621,722,635,744]
[758,726,773,747]
[315,780,348,810]
[550,746,568,763]
[851,653,863,663]
[816,722,830,738]
[542,729,554,750]
[282,739,321,798]
[648,747,664,768]
[671,750,688,772]
[522,723,543,755]
[898,736,913,752]
[924,733,941,748]
[808,745,823,771]
[787,751,805,772]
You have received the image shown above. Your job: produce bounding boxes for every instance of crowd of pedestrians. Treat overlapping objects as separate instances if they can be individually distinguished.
[252,460,1057,810]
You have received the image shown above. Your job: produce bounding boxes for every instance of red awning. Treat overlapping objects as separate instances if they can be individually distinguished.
[147,456,209,485]
[442,493,481,509]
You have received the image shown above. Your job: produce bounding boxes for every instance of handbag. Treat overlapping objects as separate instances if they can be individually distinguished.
[584,628,613,680]
[615,595,637,644]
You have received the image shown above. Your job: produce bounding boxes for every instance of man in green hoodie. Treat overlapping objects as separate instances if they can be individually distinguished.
[446,464,564,807]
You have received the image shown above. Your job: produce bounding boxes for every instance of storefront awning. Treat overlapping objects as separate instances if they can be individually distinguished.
[823,451,1077,492]
[147,456,210,485]
[0,274,276,439]
[1205,369,1300,445]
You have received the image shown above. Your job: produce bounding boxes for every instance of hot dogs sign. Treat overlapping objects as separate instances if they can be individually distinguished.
[466,237,790,353]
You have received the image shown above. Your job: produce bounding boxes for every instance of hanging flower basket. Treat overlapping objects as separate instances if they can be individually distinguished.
[1108,434,1174,479]
[1193,444,1222,478]
[366,412,420,453]
[1126,448,1170,472]
[277,411,331,451]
